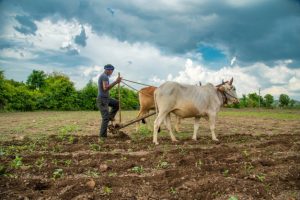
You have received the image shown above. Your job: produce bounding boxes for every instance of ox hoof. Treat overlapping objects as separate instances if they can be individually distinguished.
[153,141,159,145]
[172,139,179,143]
[212,139,220,144]
[192,138,197,141]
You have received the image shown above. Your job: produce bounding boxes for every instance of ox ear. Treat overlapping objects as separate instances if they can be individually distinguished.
[229,77,233,85]
[222,79,224,84]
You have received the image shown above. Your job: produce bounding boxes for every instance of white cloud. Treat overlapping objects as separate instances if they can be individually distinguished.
[230,56,236,66]
[60,40,80,54]
[288,76,300,91]
[261,65,294,84]
[78,28,187,87]
[33,19,82,51]
[153,59,300,100]
[0,48,37,59]
[262,86,289,97]
[5,18,83,53]
[82,65,102,77]
[155,59,260,97]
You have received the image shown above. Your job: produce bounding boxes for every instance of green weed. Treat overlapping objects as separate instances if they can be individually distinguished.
[10,156,23,169]
[52,168,63,179]
[131,166,144,174]
[102,186,112,195]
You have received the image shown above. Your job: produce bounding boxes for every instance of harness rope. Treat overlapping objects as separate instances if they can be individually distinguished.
[120,80,155,98]
[122,78,153,87]
[216,85,239,105]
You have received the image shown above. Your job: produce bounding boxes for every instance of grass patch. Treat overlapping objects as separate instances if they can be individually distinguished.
[0,109,299,142]
[220,109,300,120]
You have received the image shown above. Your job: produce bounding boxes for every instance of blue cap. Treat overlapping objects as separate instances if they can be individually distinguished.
[104,64,114,70]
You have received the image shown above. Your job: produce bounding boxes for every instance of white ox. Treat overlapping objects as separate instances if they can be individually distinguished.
[136,86,181,132]
[153,78,239,145]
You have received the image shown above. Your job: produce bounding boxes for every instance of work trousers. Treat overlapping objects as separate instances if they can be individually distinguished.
[97,97,119,137]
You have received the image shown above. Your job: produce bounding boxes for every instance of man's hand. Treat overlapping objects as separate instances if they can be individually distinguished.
[116,76,122,84]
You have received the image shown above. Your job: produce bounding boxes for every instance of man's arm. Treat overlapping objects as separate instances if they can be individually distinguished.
[102,76,122,91]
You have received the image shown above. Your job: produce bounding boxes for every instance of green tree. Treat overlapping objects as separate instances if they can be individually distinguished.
[0,71,6,109]
[247,93,259,107]
[248,93,264,107]
[26,70,47,90]
[6,79,26,87]
[78,80,98,110]
[110,86,139,110]
[264,94,274,108]
[3,79,41,111]
[289,99,295,107]
[41,72,78,110]
[279,94,290,107]
[239,94,248,108]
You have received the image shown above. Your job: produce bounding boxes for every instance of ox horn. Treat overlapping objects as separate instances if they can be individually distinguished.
[229,77,233,85]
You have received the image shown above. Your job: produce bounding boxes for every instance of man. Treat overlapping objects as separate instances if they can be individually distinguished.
[97,64,122,138]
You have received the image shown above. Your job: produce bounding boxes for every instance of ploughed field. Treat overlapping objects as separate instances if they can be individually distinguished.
[0,109,299,200]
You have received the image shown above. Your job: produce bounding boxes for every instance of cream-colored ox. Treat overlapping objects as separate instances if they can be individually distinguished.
[153,78,239,145]
[136,86,181,132]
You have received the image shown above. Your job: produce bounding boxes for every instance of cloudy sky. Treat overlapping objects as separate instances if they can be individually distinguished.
[0,0,300,100]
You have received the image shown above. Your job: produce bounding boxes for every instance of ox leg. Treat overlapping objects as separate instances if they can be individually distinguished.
[175,116,181,133]
[136,111,148,132]
[192,117,200,141]
[209,114,219,141]
[135,121,140,132]
[135,110,142,132]
[166,114,178,142]
[153,113,167,145]
[146,113,152,131]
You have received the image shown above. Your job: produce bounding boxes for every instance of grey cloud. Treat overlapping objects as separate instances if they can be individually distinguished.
[14,15,37,35]
[60,44,80,55]
[74,27,87,47]
[2,0,300,67]
[35,50,91,67]
[0,40,14,49]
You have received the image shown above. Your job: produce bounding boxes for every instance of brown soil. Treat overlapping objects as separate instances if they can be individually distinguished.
[1,131,299,200]
[1,110,300,199]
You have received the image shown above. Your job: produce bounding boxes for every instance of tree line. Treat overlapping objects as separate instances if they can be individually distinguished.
[0,70,138,111]
[230,92,297,109]
[0,70,298,111]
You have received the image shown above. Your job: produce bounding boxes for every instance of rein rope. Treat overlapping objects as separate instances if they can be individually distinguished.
[122,78,153,87]
[120,79,155,97]
[216,80,238,105]
[217,87,238,105]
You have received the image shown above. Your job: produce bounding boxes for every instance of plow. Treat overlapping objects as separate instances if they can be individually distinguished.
[108,111,156,135]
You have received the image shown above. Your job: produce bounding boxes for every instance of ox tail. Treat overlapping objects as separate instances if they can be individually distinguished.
[154,90,161,133]
[142,119,146,124]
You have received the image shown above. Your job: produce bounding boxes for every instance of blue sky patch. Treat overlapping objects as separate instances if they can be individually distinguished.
[197,45,226,62]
